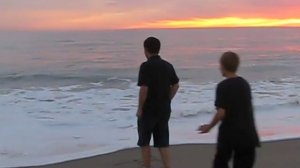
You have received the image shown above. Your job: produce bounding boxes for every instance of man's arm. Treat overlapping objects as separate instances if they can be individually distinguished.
[137,62,149,118]
[198,108,225,133]
[170,83,179,100]
[169,64,179,100]
[137,86,148,118]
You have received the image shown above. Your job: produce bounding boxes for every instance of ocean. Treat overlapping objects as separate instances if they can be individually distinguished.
[0,28,299,167]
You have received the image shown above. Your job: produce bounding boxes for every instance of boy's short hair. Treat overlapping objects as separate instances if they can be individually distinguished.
[220,51,240,72]
[144,37,161,54]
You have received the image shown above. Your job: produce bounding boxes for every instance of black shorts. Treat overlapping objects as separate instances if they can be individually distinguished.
[137,116,170,148]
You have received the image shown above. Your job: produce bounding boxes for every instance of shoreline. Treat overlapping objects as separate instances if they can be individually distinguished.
[18,138,300,168]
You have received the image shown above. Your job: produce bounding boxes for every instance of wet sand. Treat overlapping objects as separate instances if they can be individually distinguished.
[27,139,300,168]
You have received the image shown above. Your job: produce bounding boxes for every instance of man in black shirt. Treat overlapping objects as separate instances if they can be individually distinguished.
[199,51,260,168]
[137,37,179,168]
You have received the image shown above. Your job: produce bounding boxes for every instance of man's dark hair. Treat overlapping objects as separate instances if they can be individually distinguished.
[144,37,161,54]
[220,51,240,72]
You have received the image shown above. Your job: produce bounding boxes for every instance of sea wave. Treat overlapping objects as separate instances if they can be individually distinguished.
[0,74,101,82]
[0,74,132,89]
[0,77,299,167]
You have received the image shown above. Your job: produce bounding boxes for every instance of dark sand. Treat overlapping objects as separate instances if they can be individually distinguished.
[26,139,300,168]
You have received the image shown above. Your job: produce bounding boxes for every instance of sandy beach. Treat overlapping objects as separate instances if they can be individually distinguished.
[25,139,300,168]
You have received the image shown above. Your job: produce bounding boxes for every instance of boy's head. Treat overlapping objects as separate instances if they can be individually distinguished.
[220,51,240,77]
[144,37,161,58]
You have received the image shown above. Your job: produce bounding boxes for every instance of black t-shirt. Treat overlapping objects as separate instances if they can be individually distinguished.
[215,77,260,147]
[138,55,179,118]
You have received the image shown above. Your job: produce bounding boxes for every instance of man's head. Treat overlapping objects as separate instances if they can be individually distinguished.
[220,51,240,77]
[144,37,161,58]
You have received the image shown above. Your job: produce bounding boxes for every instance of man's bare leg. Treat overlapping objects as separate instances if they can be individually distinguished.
[141,146,151,168]
[159,147,171,168]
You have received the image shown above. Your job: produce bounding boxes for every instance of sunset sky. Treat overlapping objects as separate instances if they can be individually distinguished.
[1,0,300,30]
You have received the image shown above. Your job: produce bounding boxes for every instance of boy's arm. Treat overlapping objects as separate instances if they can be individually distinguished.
[170,83,179,100]
[198,83,226,133]
[137,86,148,118]
[198,108,225,133]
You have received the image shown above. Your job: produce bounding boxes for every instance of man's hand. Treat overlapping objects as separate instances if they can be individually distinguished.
[170,83,179,100]
[198,124,212,134]
[136,108,143,118]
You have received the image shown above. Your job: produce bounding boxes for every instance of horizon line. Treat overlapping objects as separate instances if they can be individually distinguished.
[1,26,300,32]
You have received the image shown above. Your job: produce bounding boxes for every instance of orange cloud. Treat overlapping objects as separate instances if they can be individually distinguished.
[1,9,300,30]
[130,17,300,29]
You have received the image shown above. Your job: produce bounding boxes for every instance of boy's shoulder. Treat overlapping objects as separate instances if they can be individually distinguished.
[217,76,249,87]
[217,78,231,87]
[140,61,150,70]
[236,76,250,86]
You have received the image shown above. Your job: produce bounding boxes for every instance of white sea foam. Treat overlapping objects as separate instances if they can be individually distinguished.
[0,77,300,167]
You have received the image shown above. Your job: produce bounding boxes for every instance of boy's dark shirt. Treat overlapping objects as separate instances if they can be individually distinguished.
[215,77,260,147]
[138,55,179,118]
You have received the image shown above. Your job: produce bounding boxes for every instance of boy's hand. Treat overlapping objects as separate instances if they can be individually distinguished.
[198,109,225,134]
[198,124,211,134]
